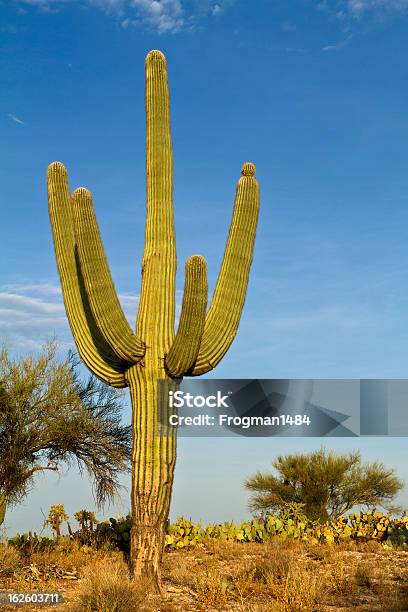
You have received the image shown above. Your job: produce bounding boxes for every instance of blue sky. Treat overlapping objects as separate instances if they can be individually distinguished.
[1,0,408,534]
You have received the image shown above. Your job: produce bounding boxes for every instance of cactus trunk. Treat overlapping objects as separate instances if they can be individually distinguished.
[126,367,177,587]
[47,48,259,589]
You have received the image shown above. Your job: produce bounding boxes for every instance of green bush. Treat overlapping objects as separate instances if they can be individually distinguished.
[8,532,55,555]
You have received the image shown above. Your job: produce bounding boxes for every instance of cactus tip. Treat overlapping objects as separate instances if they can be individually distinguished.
[73,187,91,199]
[146,49,166,63]
[241,162,256,177]
[187,254,207,268]
[47,161,67,176]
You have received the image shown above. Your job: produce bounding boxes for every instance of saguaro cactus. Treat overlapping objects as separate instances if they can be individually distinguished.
[47,50,260,587]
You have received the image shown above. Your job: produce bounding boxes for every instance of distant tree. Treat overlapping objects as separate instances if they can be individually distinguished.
[244,448,404,523]
[0,341,131,526]
[44,504,70,538]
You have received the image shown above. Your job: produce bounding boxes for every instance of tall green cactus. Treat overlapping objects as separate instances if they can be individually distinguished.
[47,49,260,587]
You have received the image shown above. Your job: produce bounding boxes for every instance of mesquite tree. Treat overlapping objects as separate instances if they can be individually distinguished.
[245,449,404,523]
[47,50,260,587]
[0,343,131,527]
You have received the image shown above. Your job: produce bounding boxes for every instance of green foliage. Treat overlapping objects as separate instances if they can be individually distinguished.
[310,511,408,546]
[244,448,404,523]
[8,508,408,557]
[93,515,132,554]
[88,507,405,551]
[8,532,55,555]
[74,509,99,531]
[164,510,408,549]
[44,504,69,538]
[0,342,131,526]
[388,515,408,546]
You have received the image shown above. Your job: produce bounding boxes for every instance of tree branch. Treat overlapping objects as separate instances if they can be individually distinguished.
[26,462,59,478]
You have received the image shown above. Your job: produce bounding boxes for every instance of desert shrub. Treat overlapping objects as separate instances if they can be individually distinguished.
[0,542,21,573]
[68,556,155,612]
[93,515,132,555]
[194,567,231,609]
[8,532,55,556]
[274,563,322,611]
[245,449,403,523]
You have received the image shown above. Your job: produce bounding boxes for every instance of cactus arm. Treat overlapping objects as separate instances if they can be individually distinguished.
[72,188,145,364]
[47,162,127,388]
[136,50,177,355]
[165,255,208,378]
[190,163,260,376]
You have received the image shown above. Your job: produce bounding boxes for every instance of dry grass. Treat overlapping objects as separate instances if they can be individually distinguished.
[67,557,157,612]
[0,542,21,573]
[29,539,111,574]
[1,538,407,611]
[194,567,231,608]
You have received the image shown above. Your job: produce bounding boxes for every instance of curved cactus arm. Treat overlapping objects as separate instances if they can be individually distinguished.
[136,50,177,354]
[72,188,145,365]
[165,255,208,378]
[47,162,127,388]
[190,163,260,376]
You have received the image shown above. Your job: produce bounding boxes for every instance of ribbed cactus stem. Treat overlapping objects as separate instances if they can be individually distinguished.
[191,162,260,375]
[137,50,176,355]
[126,366,177,586]
[47,163,127,388]
[72,187,145,364]
[165,255,208,378]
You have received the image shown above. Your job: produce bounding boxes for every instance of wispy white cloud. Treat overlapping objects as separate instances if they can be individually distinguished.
[0,282,183,351]
[1,283,62,296]
[13,0,236,33]
[7,113,25,125]
[0,283,68,350]
[346,0,408,16]
[319,0,408,19]
[322,33,352,51]
[129,0,185,33]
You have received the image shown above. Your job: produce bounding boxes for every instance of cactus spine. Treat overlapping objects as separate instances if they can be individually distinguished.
[47,49,260,587]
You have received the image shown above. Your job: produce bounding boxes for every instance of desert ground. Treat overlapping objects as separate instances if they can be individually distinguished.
[1,537,408,611]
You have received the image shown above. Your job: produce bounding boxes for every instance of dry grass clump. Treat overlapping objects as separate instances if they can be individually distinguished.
[326,556,358,596]
[191,540,322,611]
[29,539,113,574]
[0,542,21,573]
[354,561,376,588]
[262,559,322,612]
[68,556,157,612]
[163,551,201,587]
[194,567,231,608]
